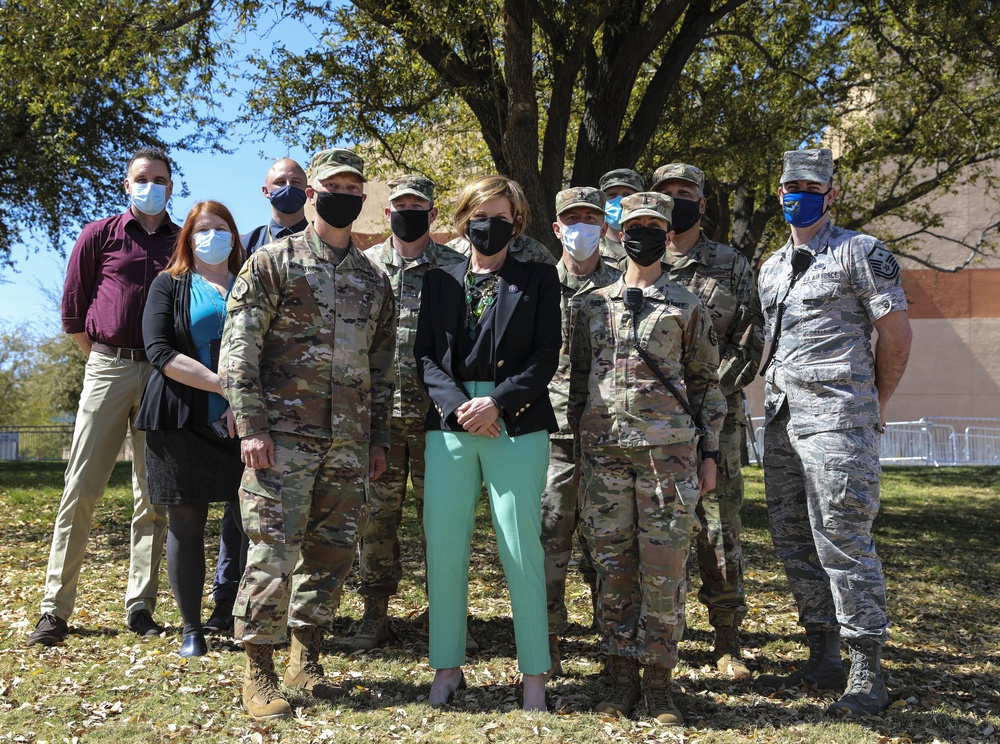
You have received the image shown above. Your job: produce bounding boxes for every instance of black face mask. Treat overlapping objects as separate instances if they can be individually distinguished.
[390,208,431,243]
[622,227,667,267]
[670,198,702,234]
[314,191,363,229]
[467,217,514,257]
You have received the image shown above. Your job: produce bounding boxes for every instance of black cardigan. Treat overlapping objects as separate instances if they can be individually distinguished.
[414,257,560,436]
[134,271,216,431]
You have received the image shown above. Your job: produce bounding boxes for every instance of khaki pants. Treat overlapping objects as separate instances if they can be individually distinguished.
[40,350,167,621]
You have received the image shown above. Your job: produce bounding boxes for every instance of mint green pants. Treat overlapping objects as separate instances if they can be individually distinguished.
[424,382,551,674]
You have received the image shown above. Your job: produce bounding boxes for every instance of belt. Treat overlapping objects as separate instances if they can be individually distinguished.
[91,342,148,362]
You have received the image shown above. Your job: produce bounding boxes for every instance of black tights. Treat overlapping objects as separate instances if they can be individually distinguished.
[167,501,242,635]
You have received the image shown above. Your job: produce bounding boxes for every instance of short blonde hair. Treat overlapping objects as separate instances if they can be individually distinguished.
[453,175,529,240]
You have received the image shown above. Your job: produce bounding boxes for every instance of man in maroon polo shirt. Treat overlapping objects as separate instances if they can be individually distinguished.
[28,147,179,646]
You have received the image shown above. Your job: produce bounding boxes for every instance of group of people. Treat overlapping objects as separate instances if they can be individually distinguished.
[26,142,911,726]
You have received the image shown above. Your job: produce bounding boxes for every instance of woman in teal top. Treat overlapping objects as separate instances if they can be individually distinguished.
[136,200,246,658]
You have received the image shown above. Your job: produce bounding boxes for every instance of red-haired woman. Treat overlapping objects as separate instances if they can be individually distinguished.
[136,200,246,657]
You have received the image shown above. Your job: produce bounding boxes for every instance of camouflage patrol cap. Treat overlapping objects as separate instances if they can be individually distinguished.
[388,174,434,204]
[651,163,706,192]
[781,148,834,185]
[308,148,367,182]
[555,186,606,216]
[620,192,673,225]
[599,168,644,193]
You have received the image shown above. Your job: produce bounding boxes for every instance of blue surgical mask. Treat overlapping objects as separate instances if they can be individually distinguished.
[130,182,168,216]
[605,196,624,231]
[781,190,829,228]
[193,229,233,265]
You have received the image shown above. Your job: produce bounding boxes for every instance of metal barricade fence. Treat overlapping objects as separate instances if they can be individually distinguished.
[0,426,134,462]
[748,417,1000,466]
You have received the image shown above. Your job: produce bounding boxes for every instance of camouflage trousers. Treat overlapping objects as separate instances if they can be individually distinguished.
[763,404,888,642]
[234,432,369,644]
[357,416,425,599]
[579,443,700,669]
[541,437,597,635]
[693,400,747,628]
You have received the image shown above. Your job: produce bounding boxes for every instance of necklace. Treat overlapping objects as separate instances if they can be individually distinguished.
[465,270,499,336]
[195,272,228,338]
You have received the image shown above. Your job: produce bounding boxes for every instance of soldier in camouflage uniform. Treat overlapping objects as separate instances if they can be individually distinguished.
[650,163,764,679]
[569,192,726,724]
[543,187,621,677]
[756,149,911,718]
[348,175,466,651]
[598,169,644,262]
[220,148,397,722]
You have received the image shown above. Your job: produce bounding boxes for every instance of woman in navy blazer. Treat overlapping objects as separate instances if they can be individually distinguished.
[415,176,560,711]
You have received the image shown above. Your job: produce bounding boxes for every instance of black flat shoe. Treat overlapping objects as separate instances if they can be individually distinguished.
[203,604,234,635]
[178,631,208,657]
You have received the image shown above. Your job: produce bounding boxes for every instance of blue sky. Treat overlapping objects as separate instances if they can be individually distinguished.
[0,13,322,332]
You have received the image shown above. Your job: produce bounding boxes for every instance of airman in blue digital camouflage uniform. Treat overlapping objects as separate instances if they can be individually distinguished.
[756,148,912,718]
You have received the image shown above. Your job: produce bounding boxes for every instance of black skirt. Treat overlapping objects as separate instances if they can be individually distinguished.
[145,426,244,505]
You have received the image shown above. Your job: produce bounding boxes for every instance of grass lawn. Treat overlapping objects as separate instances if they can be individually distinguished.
[0,462,998,743]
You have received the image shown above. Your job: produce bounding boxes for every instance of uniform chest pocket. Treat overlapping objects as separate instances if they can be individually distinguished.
[303,269,340,326]
[795,277,842,305]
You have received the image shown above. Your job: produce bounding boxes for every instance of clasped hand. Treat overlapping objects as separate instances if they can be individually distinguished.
[456,396,501,437]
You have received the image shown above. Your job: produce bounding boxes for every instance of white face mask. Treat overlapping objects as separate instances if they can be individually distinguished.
[193,229,233,265]
[130,182,168,215]
[560,222,603,261]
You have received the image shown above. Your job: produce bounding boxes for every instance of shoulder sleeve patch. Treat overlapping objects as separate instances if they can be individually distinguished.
[867,243,900,281]
[709,325,719,346]
[231,276,250,301]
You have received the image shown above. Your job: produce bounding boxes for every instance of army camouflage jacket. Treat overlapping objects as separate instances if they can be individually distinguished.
[663,233,764,403]
[368,236,466,420]
[569,273,726,454]
[550,257,621,439]
[599,235,626,263]
[220,226,397,448]
[758,220,907,435]
[447,233,559,265]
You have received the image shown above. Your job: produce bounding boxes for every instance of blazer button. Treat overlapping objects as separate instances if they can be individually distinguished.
[497,360,505,367]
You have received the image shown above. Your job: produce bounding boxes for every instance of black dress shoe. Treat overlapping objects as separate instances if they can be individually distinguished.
[128,610,165,638]
[27,613,69,646]
[203,603,234,635]
[179,631,208,657]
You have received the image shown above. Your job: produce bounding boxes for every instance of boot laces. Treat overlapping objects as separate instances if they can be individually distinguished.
[643,667,674,711]
[845,645,875,694]
[357,602,386,637]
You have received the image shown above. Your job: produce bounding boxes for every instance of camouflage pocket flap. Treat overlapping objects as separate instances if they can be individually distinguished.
[240,466,285,499]
[788,361,851,383]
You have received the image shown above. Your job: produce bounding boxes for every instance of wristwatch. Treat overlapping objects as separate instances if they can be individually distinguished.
[702,450,720,463]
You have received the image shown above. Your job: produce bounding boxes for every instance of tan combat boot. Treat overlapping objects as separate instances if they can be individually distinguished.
[713,625,751,679]
[284,626,345,700]
[594,654,641,717]
[642,664,683,725]
[349,596,390,650]
[545,633,563,680]
[243,642,292,721]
